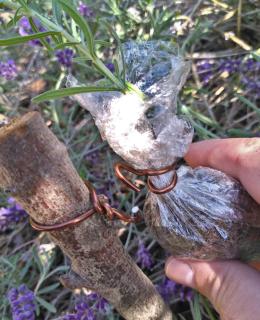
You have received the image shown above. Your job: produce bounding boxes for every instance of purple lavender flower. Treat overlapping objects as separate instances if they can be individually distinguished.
[244,58,256,71]
[242,76,260,98]
[242,77,255,89]
[62,293,110,320]
[62,315,77,320]
[196,59,215,85]
[0,60,17,80]
[76,302,96,319]
[180,287,194,302]
[19,16,31,35]
[62,301,96,320]
[197,55,260,100]
[18,16,47,46]
[55,49,75,68]
[156,278,177,302]
[7,284,36,320]
[78,2,94,18]
[86,293,109,314]
[157,277,194,303]
[0,197,28,231]
[105,63,115,73]
[136,241,153,269]
[218,57,241,73]
[242,58,260,73]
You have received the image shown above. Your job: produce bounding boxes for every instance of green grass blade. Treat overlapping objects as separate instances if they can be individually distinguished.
[0,31,60,46]
[95,40,111,47]
[16,0,27,7]
[37,283,60,295]
[32,86,120,103]
[113,59,120,78]
[103,20,126,84]
[28,17,53,51]
[52,0,62,25]
[236,94,260,117]
[227,128,255,138]
[58,0,95,57]
[189,292,202,320]
[6,7,23,28]
[201,296,217,320]
[36,296,56,313]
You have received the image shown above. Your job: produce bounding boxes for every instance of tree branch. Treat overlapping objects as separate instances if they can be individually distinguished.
[0,112,172,320]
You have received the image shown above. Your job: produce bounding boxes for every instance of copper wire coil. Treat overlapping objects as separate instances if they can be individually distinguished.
[30,161,177,232]
[30,180,142,231]
[114,162,178,194]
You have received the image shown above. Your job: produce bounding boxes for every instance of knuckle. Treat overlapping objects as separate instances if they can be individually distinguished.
[232,138,260,170]
[227,150,246,171]
[193,263,235,311]
[208,138,260,172]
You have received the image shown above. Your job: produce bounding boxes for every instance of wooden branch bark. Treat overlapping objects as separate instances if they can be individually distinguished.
[0,112,172,320]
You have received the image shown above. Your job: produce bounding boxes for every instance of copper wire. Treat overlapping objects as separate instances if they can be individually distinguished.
[30,180,142,231]
[114,162,178,194]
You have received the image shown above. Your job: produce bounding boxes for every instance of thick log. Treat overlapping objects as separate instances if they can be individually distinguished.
[0,112,172,320]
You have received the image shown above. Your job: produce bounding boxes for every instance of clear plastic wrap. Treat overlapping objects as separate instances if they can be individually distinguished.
[67,41,260,261]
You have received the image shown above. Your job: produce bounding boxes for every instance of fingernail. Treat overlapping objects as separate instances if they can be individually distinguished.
[165,258,194,287]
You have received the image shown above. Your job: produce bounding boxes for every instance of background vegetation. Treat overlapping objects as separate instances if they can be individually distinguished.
[0,0,259,319]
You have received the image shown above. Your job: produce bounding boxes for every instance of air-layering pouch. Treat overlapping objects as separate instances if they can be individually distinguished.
[67,41,260,261]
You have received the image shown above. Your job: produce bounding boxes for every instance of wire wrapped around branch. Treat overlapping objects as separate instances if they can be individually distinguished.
[30,180,142,231]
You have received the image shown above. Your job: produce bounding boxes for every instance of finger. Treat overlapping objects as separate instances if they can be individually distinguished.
[184,138,260,203]
[165,258,260,319]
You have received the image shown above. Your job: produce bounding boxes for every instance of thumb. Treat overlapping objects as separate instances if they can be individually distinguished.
[165,258,260,319]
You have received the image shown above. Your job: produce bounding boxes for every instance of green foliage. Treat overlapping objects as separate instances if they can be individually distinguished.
[32,86,120,103]
[0,240,67,318]
[58,0,95,57]
[0,31,61,46]
[0,0,260,319]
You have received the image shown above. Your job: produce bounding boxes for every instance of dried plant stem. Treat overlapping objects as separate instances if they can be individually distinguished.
[0,112,172,320]
[237,0,243,36]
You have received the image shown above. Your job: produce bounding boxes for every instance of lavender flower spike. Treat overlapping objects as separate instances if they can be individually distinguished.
[7,284,36,320]
[18,16,31,36]
[105,62,115,73]
[196,59,215,85]
[156,278,177,302]
[86,292,110,314]
[55,49,75,68]
[0,197,28,231]
[76,302,96,320]
[157,277,194,303]
[0,60,17,80]
[62,301,96,320]
[78,2,94,18]
[18,16,48,46]
[218,57,241,73]
[136,241,153,269]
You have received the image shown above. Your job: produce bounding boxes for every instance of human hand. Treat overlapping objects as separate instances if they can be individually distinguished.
[165,138,260,320]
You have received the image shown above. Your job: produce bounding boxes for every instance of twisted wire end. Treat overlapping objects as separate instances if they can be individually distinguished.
[30,180,141,232]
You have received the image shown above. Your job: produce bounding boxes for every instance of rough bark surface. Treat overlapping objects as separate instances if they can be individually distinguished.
[0,112,172,320]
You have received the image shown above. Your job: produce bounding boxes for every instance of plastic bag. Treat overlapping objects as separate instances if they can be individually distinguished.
[67,41,260,261]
